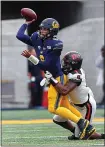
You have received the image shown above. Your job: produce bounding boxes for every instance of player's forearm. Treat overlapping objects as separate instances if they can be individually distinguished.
[50,78,70,95]
[51,79,77,96]
[16,24,32,46]
[54,83,70,96]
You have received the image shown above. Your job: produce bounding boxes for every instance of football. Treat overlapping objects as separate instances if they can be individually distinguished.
[21,8,37,21]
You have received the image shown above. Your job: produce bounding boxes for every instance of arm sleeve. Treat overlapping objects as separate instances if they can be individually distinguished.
[38,48,62,71]
[16,24,33,46]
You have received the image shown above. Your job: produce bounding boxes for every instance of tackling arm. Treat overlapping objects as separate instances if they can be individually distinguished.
[42,70,79,95]
[52,71,82,95]
[52,80,77,96]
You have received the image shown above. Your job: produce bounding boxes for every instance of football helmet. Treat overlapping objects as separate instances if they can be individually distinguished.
[39,18,60,38]
[61,51,83,75]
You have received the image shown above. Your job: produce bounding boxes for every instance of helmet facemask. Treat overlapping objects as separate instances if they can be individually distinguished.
[61,59,72,75]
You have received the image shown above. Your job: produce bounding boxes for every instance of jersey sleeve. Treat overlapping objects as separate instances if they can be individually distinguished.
[16,24,33,46]
[67,70,82,86]
[53,41,63,50]
[37,41,63,70]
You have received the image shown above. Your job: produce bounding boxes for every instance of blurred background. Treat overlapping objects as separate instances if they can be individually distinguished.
[1,0,104,109]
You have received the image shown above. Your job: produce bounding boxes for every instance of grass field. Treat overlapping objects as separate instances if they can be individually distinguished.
[1,108,105,147]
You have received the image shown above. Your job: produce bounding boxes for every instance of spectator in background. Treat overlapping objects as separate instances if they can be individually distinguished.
[96,45,105,107]
[28,48,43,108]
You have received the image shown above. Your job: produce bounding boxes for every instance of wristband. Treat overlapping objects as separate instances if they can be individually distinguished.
[50,77,58,86]
[28,55,39,65]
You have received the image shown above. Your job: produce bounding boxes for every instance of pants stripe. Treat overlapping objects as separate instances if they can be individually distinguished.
[85,98,92,121]
[54,75,64,109]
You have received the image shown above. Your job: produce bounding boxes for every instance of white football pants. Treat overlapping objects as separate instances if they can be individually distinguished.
[53,89,96,137]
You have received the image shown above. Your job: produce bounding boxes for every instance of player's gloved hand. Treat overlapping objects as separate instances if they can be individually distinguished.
[40,71,52,86]
[45,71,53,79]
[21,50,39,65]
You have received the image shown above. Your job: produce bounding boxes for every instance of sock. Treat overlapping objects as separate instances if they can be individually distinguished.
[53,119,75,133]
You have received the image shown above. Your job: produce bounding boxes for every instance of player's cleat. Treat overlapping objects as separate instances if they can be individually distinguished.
[101,134,105,139]
[77,118,89,139]
[68,132,105,140]
[83,124,96,140]
[68,135,79,140]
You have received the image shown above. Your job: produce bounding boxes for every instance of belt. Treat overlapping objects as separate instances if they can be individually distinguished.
[74,93,90,107]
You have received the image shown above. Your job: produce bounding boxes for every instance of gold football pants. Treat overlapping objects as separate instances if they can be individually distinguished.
[48,74,82,123]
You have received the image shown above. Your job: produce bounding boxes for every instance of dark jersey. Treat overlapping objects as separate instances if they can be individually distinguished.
[28,61,41,77]
[16,24,63,78]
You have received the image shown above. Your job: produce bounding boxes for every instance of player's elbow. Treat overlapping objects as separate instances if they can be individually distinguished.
[16,33,24,41]
[16,33,21,40]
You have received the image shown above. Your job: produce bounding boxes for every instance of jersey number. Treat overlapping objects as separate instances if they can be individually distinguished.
[39,55,45,61]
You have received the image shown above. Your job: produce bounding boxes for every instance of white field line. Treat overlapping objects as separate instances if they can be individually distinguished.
[2,135,105,143]
[3,136,67,139]
[2,127,103,133]
[93,144,105,146]
[2,130,43,132]
[2,136,105,146]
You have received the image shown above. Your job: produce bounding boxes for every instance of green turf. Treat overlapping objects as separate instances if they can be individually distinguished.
[1,108,104,120]
[2,109,53,120]
[1,109,105,146]
[2,123,104,146]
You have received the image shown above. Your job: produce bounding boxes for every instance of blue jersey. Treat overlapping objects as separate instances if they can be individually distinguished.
[16,24,63,78]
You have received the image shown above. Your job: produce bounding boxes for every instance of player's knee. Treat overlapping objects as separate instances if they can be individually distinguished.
[53,118,65,125]
[48,106,56,114]
[53,115,67,122]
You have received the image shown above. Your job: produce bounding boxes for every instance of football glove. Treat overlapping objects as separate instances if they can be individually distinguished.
[40,71,52,86]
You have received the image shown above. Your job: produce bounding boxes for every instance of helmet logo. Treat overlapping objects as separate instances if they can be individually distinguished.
[71,54,80,60]
[52,21,59,28]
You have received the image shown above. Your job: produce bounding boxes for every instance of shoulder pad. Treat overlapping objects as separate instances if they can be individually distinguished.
[30,32,38,40]
[67,73,82,83]
[53,41,63,50]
